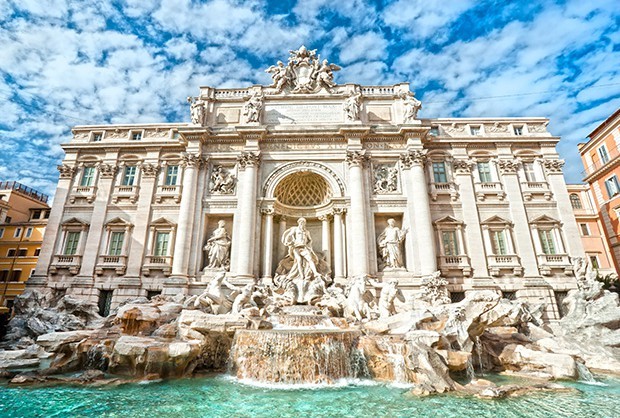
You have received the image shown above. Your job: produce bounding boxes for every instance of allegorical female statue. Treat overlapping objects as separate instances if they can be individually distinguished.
[204,220,231,270]
[377,218,408,269]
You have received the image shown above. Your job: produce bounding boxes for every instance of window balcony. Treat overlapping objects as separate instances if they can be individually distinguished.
[155,185,182,204]
[474,182,506,201]
[487,254,523,277]
[142,255,173,276]
[95,255,127,275]
[438,255,472,277]
[520,181,552,201]
[69,186,97,204]
[49,254,82,275]
[537,253,572,276]
[112,185,140,204]
[430,182,459,202]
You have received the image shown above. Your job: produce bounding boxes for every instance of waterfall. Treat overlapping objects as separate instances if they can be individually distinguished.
[576,362,600,385]
[85,343,109,371]
[385,342,407,384]
[472,336,484,377]
[465,358,476,382]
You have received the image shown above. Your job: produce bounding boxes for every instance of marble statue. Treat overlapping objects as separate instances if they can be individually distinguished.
[204,220,231,270]
[243,92,263,123]
[280,218,322,301]
[187,272,239,314]
[265,61,292,92]
[377,219,408,269]
[187,96,206,125]
[374,165,399,194]
[344,276,374,321]
[209,166,236,195]
[343,91,362,121]
[232,283,257,314]
[314,59,340,90]
[420,271,451,306]
[400,91,422,123]
[369,278,405,319]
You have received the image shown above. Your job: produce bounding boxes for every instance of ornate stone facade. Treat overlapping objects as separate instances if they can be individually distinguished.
[29,47,582,320]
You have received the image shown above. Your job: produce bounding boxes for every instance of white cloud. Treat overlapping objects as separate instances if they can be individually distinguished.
[338,32,388,64]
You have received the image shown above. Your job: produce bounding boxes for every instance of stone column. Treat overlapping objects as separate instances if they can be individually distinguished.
[346,150,370,277]
[332,208,346,281]
[277,216,287,259]
[542,159,585,257]
[497,159,539,277]
[400,149,437,275]
[77,162,118,278]
[319,214,331,264]
[452,159,489,277]
[171,153,203,277]
[230,151,261,279]
[261,207,274,282]
[125,163,159,278]
[30,164,76,285]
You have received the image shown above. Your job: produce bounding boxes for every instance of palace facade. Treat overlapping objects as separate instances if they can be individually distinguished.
[29,48,582,319]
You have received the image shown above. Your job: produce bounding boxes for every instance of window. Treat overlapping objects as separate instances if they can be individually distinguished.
[92,132,103,142]
[441,231,459,256]
[538,230,556,254]
[43,210,50,219]
[80,166,96,187]
[32,210,42,220]
[165,165,179,186]
[450,292,465,303]
[0,270,7,282]
[154,232,170,256]
[34,248,41,256]
[147,290,161,300]
[7,249,16,257]
[477,162,493,183]
[122,166,137,186]
[570,193,582,209]
[432,162,448,183]
[98,290,113,316]
[514,126,523,136]
[108,231,125,256]
[0,228,4,238]
[605,175,620,198]
[580,223,590,236]
[63,231,81,255]
[598,145,610,164]
[470,126,481,135]
[10,270,21,282]
[131,131,142,141]
[491,230,508,255]
[429,126,439,136]
[5,216,11,224]
[25,227,33,238]
[17,249,27,257]
[502,291,517,301]
[555,291,569,318]
[14,227,22,238]
[522,162,537,182]
[589,255,600,269]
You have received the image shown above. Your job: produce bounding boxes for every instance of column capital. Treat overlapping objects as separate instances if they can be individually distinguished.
[97,163,118,178]
[140,163,160,177]
[318,214,332,222]
[57,164,77,179]
[260,206,275,216]
[399,149,427,168]
[345,150,368,167]
[237,151,261,169]
[331,207,347,216]
[495,158,520,175]
[540,158,565,175]
[181,152,206,168]
[452,158,475,175]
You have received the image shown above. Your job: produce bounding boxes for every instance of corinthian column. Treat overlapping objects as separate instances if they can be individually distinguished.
[230,151,261,279]
[171,152,203,277]
[332,208,346,281]
[261,207,274,282]
[346,150,370,277]
[400,149,437,275]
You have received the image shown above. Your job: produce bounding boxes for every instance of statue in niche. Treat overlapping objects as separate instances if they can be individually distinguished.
[400,91,422,123]
[377,218,408,269]
[204,220,231,270]
[368,278,405,319]
[209,166,236,195]
[373,165,399,194]
[187,96,206,125]
[343,90,362,121]
[243,92,263,123]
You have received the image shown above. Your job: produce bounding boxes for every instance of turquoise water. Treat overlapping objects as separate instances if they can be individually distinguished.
[0,375,618,418]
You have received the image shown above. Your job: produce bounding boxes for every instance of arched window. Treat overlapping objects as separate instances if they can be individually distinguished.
[570,193,582,209]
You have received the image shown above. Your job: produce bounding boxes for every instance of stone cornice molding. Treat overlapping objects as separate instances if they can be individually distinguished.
[399,149,427,168]
[57,164,77,179]
[345,150,369,167]
[540,158,565,174]
[181,152,206,168]
[97,163,118,178]
[237,151,261,169]
[496,158,521,175]
[452,159,475,174]
[140,163,160,177]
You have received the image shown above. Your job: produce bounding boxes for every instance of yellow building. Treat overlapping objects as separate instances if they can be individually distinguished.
[0,181,50,314]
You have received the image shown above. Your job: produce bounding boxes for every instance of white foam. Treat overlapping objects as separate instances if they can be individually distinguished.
[222,375,381,390]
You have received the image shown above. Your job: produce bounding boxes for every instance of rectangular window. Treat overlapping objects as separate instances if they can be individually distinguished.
[98,290,113,317]
[491,230,508,255]
[539,229,556,255]
[165,165,179,186]
[34,248,41,256]
[32,210,42,220]
[7,249,16,257]
[432,162,448,183]
[92,132,103,142]
[122,166,137,186]
[441,231,459,256]
[589,255,600,269]
[514,126,523,136]
[580,223,590,236]
[80,166,95,187]
[477,162,493,183]
[14,227,22,238]
[522,162,537,182]
[154,232,170,256]
[17,249,27,257]
[598,145,610,164]
[605,175,620,198]
[108,231,125,256]
[470,126,481,135]
[131,132,142,141]
[0,228,4,238]
[63,231,81,255]
[25,227,33,238]
[10,270,21,282]
[0,270,7,282]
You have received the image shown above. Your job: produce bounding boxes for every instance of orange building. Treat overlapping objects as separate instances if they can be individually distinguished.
[579,108,620,273]
[0,182,50,314]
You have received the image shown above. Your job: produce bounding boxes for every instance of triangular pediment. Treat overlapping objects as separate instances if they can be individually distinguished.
[150,217,176,227]
[481,215,512,225]
[529,214,560,225]
[434,215,462,225]
[105,217,133,227]
[61,217,89,226]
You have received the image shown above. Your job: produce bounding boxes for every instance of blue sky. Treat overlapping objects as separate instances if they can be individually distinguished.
[1,0,619,197]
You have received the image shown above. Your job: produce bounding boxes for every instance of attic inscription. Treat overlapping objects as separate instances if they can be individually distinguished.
[264,103,342,124]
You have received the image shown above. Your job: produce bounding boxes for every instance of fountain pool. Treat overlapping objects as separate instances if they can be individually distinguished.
[0,375,618,418]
